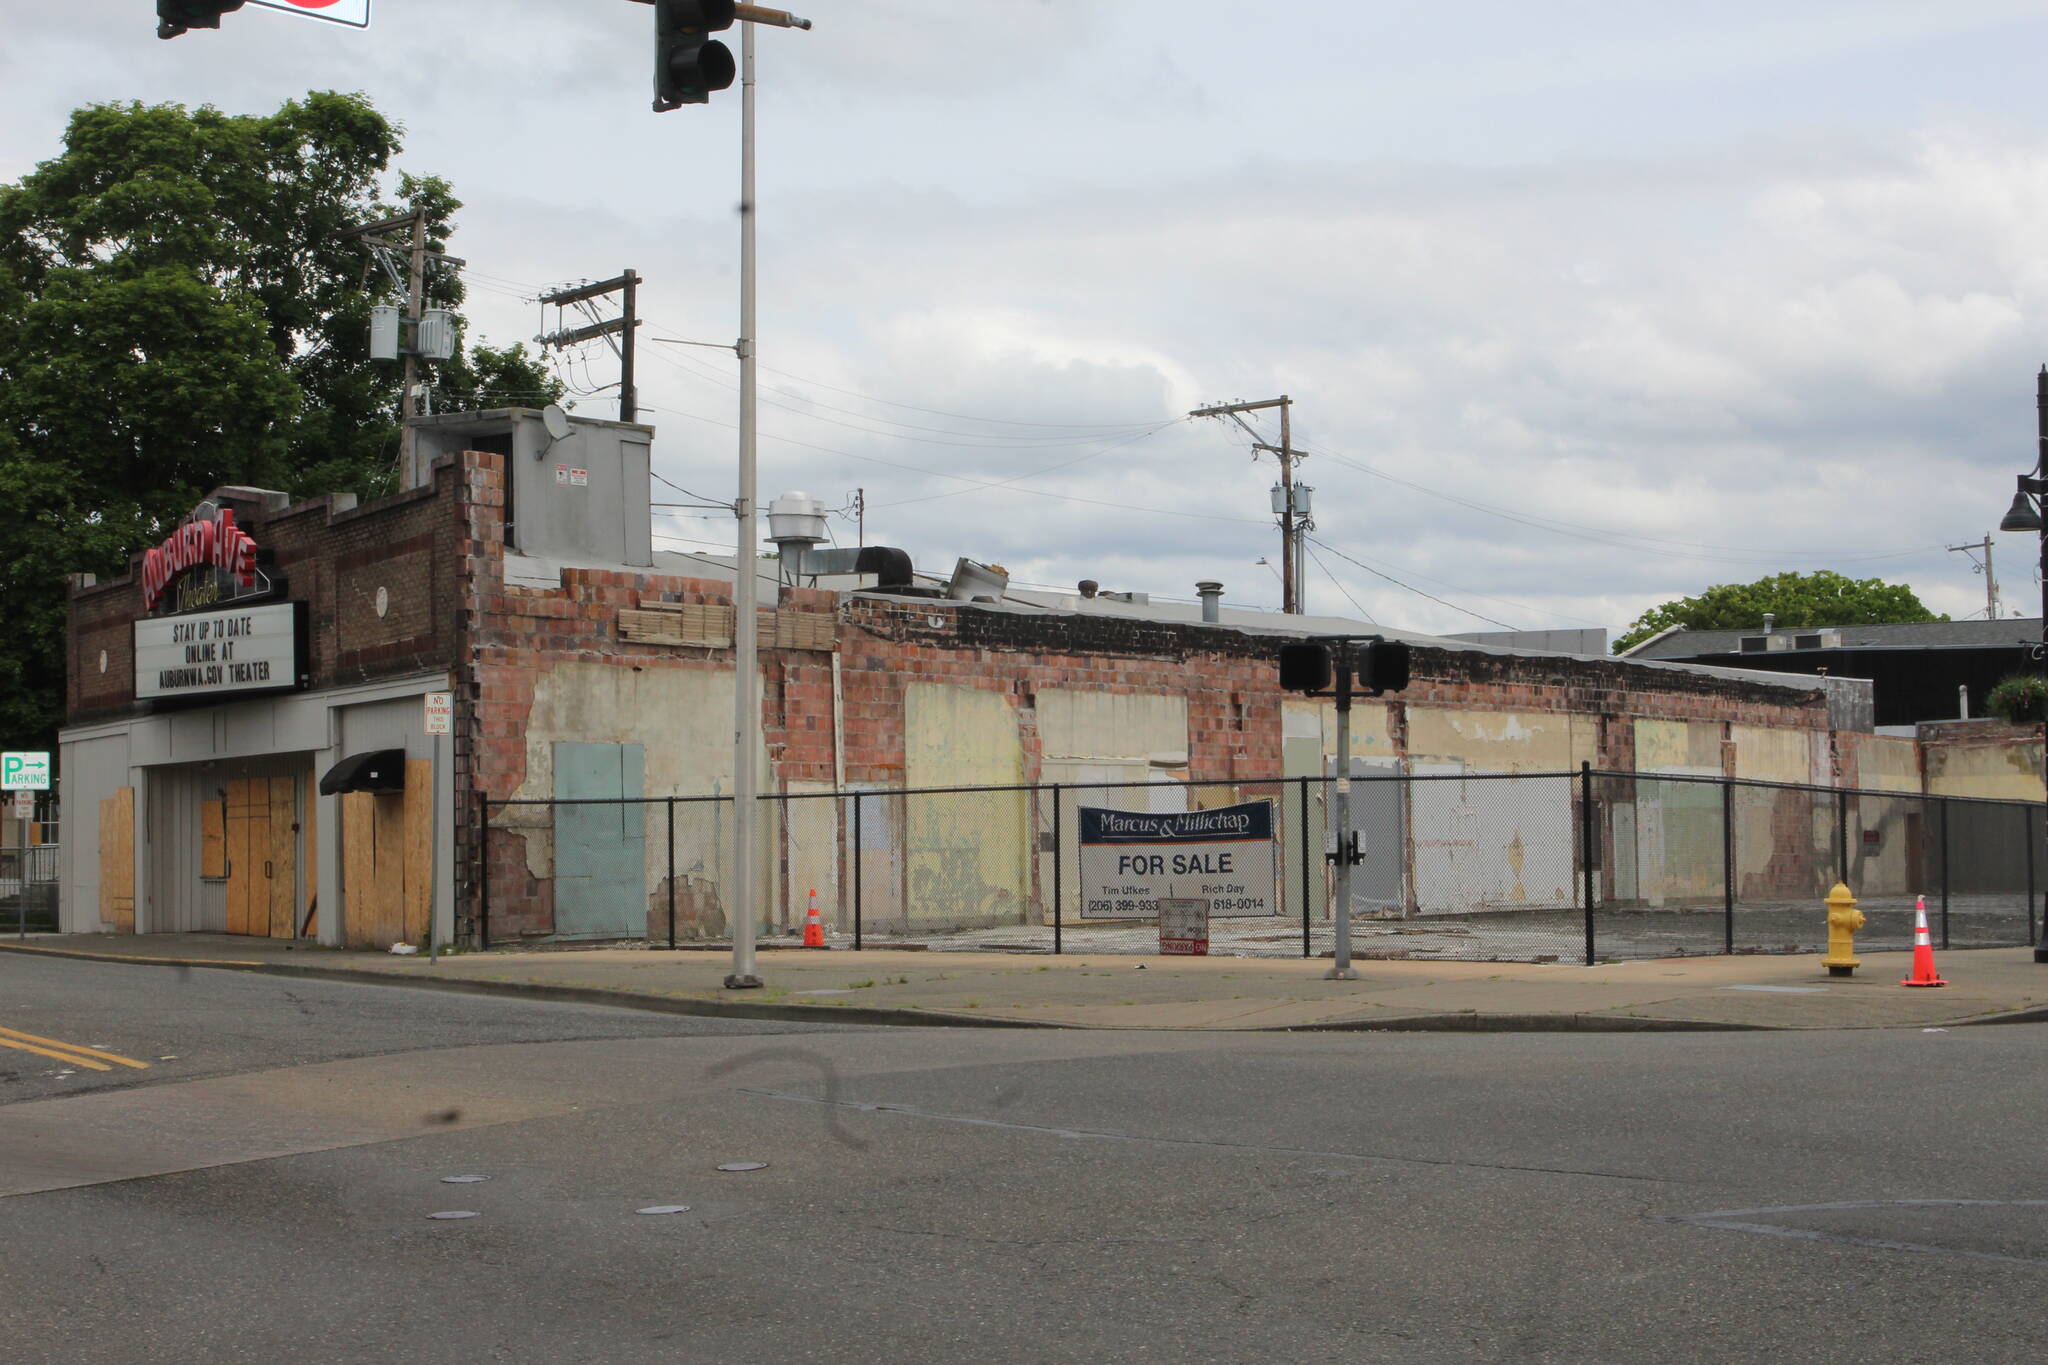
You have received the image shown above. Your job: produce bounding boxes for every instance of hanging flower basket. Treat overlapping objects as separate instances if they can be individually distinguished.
[1986,674,2048,724]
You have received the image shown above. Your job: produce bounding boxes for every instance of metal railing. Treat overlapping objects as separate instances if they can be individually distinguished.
[472,767,2044,962]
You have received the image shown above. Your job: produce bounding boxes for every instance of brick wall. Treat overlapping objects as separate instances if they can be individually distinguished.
[66,469,468,724]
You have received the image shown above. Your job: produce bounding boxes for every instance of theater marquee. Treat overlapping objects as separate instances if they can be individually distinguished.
[134,603,305,701]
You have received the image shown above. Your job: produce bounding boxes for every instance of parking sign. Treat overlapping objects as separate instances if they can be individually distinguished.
[1,752,51,791]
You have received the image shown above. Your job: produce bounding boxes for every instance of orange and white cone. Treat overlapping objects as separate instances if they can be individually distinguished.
[802,888,825,949]
[1900,895,1947,988]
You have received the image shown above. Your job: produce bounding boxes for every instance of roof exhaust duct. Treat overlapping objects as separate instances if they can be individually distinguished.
[1196,581,1224,623]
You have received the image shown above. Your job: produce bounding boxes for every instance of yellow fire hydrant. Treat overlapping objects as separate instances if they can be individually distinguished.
[1821,881,1865,977]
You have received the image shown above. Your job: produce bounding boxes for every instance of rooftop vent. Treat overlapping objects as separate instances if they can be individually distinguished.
[1738,635,1792,653]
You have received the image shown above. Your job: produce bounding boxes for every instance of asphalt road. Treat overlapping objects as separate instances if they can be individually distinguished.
[4,956,2047,1364]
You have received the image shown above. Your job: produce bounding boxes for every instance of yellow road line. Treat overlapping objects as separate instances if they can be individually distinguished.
[0,1026,149,1070]
[0,1036,114,1071]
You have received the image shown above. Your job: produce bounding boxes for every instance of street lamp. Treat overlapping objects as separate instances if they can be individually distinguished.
[1997,365,2048,963]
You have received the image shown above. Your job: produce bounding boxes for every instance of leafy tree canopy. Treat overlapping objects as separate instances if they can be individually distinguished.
[1613,570,1946,654]
[0,92,562,749]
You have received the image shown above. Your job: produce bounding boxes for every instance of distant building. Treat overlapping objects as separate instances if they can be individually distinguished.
[1620,618,2042,728]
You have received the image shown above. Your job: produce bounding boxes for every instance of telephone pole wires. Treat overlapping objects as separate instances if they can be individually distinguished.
[538,271,643,423]
[1948,534,2000,619]
[1190,396,1305,613]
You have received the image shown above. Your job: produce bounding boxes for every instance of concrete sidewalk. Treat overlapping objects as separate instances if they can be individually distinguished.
[4,934,2047,1032]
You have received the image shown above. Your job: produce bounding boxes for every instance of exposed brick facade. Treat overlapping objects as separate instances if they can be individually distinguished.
[72,447,1859,945]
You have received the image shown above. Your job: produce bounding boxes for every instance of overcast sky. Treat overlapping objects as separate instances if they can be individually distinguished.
[12,1,2048,637]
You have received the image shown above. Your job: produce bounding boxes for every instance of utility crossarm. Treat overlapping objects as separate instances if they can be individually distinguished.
[334,211,425,242]
[540,316,639,347]
[621,0,811,28]
[539,274,638,308]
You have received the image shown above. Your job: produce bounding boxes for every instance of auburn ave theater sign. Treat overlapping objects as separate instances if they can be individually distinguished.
[132,504,304,702]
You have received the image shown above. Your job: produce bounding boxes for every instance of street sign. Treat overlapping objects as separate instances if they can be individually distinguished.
[11,792,31,821]
[247,0,371,28]
[1,752,51,791]
[423,691,453,736]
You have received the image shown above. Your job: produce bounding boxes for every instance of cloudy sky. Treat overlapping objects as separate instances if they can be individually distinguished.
[11,1,2048,638]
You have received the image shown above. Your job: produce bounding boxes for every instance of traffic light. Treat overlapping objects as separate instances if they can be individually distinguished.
[654,0,738,111]
[1356,638,1412,696]
[157,0,244,39]
[1278,643,1333,694]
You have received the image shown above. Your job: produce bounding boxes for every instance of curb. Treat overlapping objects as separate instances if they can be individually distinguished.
[9,939,2040,1035]
[0,940,1052,1032]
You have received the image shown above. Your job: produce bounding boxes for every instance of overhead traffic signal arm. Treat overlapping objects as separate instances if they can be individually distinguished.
[157,0,245,38]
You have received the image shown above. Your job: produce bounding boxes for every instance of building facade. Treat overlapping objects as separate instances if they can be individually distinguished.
[66,409,1961,950]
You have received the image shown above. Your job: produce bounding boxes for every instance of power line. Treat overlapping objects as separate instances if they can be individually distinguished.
[1307,535,1518,630]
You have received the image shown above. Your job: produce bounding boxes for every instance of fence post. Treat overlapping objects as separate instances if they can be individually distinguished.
[1836,787,1850,886]
[1580,762,1596,966]
[1722,778,1735,956]
[1299,776,1313,959]
[666,798,677,950]
[2029,804,2039,948]
[1052,785,1063,956]
[1940,796,1952,951]
[477,790,491,951]
[852,791,863,951]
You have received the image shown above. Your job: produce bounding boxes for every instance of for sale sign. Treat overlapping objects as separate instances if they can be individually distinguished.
[1078,801,1277,920]
[248,0,372,28]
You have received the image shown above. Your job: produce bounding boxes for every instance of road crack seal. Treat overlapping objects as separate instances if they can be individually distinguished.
[737,1088,1677,1184]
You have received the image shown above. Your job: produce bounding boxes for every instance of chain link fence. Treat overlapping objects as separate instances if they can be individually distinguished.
[475,768,2045,962]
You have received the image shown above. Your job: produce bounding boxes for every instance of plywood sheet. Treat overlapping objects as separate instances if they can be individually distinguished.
[268,777,298,939]
[342,791,377,948]
[99,788,134,933]
[373,792,406,946]
[225,778,257,935]
[302,772,319,938]
[402,759,432,944]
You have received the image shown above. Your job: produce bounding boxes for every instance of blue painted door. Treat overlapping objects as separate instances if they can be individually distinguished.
[553,742,647,939]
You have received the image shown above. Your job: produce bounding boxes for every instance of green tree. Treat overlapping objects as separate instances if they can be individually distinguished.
[0,92,562,749]
[1613,570,1946,654]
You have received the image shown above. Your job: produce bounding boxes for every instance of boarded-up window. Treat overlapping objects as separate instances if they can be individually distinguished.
[201,795,227,879]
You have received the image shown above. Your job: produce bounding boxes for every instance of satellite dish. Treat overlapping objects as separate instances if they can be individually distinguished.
[542,404,573,442]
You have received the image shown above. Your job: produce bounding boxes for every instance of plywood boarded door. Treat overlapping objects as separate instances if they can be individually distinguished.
[225,778,262,935]
[224,777,300,938]
[340,765,433,949]
[99,787,135,932]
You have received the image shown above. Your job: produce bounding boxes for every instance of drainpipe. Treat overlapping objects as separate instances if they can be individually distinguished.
[1196,581,1224,624]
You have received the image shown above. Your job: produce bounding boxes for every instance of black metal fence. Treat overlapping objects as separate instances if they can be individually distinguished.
[474,766,2045,963]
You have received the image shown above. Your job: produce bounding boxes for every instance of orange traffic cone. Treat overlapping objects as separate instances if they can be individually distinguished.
[802,888,825,949]
[1901,895,1947,988]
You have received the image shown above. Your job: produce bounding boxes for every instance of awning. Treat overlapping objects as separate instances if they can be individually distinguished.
[318,749,407,796]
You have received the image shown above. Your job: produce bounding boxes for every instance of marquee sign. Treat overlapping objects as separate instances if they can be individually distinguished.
[1078,801,1278,920]
[141,507,260,613]
[134,603,305,701]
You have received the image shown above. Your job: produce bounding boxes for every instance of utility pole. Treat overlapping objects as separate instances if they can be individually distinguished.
[1947,534,2000,619]
[537,271,643,423]
[1190,396,1303,613]
[336,208,464,477]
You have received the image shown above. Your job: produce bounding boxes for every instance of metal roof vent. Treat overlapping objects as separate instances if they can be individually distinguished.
[766,492,828,576]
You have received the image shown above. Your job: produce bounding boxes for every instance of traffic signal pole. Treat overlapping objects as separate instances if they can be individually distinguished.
[727,17,764,988]
[722,5,809,989]
[1327,641,1358,980]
